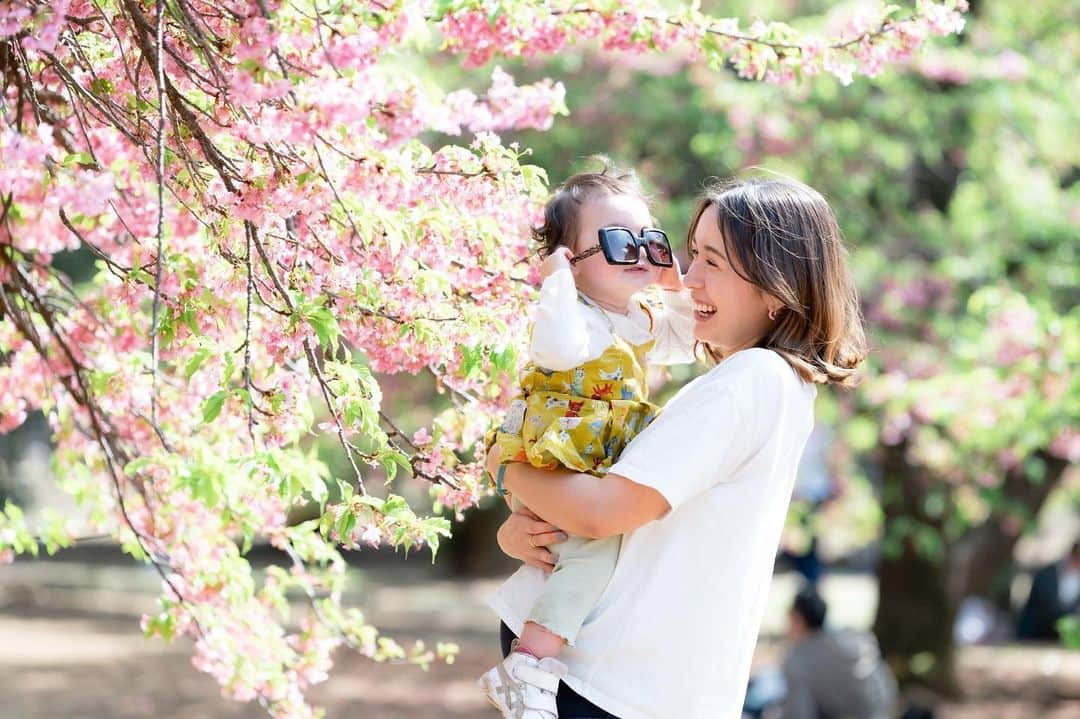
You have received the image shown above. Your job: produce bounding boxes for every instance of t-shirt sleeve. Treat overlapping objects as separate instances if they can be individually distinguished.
[609,381,751,512]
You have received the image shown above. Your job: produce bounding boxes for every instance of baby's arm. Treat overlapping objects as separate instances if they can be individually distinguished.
[645,287,697,365]
[529,248,593,371]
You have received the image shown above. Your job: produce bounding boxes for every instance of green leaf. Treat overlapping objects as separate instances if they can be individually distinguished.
[307,306,340,350]
[181,307,200,335]
[460,344,484,377]
[382,494,408,517]
[1059,616,1080,649]
[430,0,459,21]
[88,370,115,396]
[185,348,212,381]
[356,495,385,511]
[202,390,228,424]
[489,345,517,373]
[341,509,358,538]
[519,164,550,196]
[380,451,413,483]
[125,458,154,476]
[4,502,23,522]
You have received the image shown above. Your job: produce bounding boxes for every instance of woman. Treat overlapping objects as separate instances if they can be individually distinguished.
[485,176,867,719]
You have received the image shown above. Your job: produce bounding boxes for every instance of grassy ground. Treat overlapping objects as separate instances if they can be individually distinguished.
[1,559,1077,718]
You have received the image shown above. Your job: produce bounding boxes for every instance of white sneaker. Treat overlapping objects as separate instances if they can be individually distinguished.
[478,651,567,719]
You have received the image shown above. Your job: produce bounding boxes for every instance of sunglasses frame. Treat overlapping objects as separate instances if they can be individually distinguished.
[569,226,674,268]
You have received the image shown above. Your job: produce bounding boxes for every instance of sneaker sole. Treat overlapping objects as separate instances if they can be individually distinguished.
[477,673,512,716]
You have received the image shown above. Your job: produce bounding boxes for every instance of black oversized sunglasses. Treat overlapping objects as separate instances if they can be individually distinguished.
[569,227,674,268]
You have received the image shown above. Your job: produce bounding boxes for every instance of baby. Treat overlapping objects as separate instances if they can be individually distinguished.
[479,166,696,719]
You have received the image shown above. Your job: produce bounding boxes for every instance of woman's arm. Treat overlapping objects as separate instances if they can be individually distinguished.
[489,449,670,538]
[492,378,752,537]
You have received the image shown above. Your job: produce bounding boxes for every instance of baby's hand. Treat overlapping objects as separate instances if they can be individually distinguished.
[541,246,573,279]
[656,255,684,291]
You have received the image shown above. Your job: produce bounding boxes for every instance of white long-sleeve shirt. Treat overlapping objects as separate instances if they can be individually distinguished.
[528,268,696,372]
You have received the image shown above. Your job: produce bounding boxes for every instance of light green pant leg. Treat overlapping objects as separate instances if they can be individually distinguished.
[526,534,621,645]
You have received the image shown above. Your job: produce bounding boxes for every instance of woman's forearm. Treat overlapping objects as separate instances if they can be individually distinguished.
[501,463,608,537]
[500,462,669,538]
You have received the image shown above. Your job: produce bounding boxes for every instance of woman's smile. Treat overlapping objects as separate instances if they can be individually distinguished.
[692,298,717,320]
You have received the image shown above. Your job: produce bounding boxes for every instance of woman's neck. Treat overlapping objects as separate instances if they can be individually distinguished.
[710,338,764,361]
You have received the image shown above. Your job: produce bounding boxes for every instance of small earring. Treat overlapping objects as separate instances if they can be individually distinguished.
[768,308,779,321]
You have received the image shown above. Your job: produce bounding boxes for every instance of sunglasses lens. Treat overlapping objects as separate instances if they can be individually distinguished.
[601,229,639,264]
[643,230,673,267]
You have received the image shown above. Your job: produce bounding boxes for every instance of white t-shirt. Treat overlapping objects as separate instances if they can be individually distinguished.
[488,348,817,719]
[529,268,696,370]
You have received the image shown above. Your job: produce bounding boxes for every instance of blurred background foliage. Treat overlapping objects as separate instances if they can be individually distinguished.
[430,0,1080,691]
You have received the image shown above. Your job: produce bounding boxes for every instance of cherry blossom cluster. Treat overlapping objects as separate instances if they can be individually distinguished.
[438,0,969,85]
[860,286,1076,488]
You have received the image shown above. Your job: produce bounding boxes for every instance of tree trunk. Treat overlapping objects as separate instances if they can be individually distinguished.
[874,441,959,695]
[442,501,519,577]
[875,445,1070,695]
[948,452,1069,607]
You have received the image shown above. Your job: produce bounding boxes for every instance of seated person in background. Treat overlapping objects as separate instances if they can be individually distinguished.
[1017,540,1080,640]
[779,585,899,719]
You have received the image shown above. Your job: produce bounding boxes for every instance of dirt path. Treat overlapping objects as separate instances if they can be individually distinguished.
[2,561,1077,718]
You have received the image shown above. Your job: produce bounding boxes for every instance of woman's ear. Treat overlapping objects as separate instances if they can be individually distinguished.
[766,297,784,321]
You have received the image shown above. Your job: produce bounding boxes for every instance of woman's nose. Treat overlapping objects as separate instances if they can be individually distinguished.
[682,258,702,287]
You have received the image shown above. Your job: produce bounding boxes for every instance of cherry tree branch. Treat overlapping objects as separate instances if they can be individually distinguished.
[149,0,168,432]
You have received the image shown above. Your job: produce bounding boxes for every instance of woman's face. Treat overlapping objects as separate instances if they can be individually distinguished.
[683,204,778,354]
[569,192,662,312]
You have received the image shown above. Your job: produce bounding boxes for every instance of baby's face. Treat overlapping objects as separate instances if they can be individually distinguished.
[569,192,662,311]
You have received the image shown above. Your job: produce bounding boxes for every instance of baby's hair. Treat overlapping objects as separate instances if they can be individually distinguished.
[533,157,648,258]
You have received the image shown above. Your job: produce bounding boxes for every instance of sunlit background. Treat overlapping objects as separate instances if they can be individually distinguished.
[2,1,1077,717]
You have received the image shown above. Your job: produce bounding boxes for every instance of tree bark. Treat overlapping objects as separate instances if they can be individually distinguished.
[874,441,959,694]
[875,446,1070,695]
[948,452,1069,606]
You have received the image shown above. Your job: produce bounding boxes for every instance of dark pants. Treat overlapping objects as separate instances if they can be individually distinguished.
[500,622,621,719]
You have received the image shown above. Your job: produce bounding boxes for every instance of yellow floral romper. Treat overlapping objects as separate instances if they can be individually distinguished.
[493,299,661,477]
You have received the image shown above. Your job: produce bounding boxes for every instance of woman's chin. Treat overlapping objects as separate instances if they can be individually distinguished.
[692,319,720,346]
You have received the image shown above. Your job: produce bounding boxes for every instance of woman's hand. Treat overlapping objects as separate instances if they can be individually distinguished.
[497,507,567,574]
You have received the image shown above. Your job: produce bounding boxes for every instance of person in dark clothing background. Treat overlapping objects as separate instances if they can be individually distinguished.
[1017,541,1080,640]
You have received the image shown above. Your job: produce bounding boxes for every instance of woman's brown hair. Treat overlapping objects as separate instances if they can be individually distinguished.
[533,160,647,258]
[688,176,868,386]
